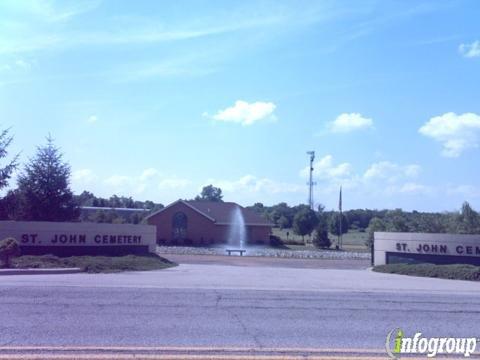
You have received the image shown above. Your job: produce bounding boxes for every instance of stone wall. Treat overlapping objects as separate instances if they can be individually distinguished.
[0,221,156,256]
[374,232,480,266]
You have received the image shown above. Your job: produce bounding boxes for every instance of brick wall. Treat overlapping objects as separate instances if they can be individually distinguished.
[147,202,271,245]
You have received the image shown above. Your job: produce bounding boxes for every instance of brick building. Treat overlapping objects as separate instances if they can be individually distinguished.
[146,200,273,246]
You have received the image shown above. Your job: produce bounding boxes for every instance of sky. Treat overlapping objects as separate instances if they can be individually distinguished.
[1,0,479,211]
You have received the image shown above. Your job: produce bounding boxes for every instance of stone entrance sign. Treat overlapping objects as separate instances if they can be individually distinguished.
[0,221,156,256]
[374,232,480,266]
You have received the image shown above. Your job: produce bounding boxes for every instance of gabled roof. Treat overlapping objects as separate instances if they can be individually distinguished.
[146,199,273,226]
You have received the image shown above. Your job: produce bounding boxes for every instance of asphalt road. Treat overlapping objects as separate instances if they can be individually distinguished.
[0,257,479,354]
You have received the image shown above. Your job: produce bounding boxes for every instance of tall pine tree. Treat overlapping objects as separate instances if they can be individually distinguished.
[16,136,79,221]
[0,128,18,190]
[0,128,19,219]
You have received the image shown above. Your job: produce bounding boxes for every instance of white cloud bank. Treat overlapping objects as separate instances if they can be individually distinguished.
[208,175,302,195]
[300,155,352,180]
[72,168,97,185]
[68,158,480,210]
[328,113,373,133]
[363,161,421,182]
[299,154,426,199]
[419,112,480,157]
[459,40,480,58]
[104,170,191,194]
[70,168,192,202]
[211,100,276,126]
[87,115,98,124]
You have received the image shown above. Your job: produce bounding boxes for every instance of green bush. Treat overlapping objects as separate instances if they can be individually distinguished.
[0,237,20,268]
[373,263,480,281]
[312,221,331,249]
[12,254,176,273]
[269,235,284,247]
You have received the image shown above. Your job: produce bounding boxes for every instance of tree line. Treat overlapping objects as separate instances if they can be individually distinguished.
[1,130,479,241]
[247,201,480,248]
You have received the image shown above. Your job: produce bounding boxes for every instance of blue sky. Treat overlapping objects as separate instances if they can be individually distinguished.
[1,0,479,211]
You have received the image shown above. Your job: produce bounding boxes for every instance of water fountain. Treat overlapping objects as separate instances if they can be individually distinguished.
[227,205,247,251]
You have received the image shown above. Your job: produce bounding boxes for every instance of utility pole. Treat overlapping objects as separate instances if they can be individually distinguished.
[306,151,316,210]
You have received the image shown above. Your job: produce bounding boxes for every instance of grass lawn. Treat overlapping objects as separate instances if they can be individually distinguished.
[9,254,176,273]
[373,263,480,281]
[272,227,369,252]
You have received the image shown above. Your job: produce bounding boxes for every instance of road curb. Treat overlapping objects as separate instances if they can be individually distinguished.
[0,267,83,275]
[0,346,395,359]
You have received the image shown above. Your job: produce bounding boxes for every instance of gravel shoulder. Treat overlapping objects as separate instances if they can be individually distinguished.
[157,245,370,260]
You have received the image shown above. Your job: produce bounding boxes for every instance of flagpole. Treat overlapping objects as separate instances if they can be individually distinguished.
[338,186,342,250]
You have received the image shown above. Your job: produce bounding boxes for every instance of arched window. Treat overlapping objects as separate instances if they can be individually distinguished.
[172,212,188,240]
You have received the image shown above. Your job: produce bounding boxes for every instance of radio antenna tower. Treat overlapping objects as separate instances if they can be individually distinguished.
[306,151,316,210]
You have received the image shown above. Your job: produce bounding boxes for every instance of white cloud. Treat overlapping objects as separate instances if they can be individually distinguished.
[72,168,97,184]
[139,168,161,181]
[3,0,102,23]
[419,112,480,157]
[0,58,33,72]
[0,64,12,72]
[363,161,420,182]
[104,175,131,187]
[87,115,98,124]
[300,155,352,180]
[397,182,431,194]
[328,113,373,133]
[211,100,276,126]
[208,175,302,194]
[0,3,323,56]
[459,40,480,58]
[158,178,191,190]
[104,169,190,195]
[381,182,433,197]
[298,155,427,202]
[447,185,480,198]
[14,59,31,69]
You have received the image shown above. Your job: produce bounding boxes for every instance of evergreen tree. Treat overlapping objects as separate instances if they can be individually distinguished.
[0,129,19,219]
[0,128,18,190]
[312,206,331,248]
[16,136,79,221]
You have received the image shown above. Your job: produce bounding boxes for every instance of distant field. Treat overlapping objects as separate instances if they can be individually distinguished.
[272,227,369,252]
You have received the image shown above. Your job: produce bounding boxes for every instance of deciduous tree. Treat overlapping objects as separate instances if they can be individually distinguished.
[366,217,387,249]
[292,207,319,242]
[329,213,349,236]
[195,185,223,202]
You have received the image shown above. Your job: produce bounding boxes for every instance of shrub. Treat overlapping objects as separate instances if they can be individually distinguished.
[0,237,21,268]
[373,263,480,281]
[312,222,331,249]
[312,229,332,249]
[12,254,175,273]
[269,235,284,247]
